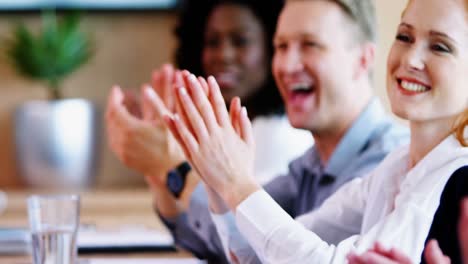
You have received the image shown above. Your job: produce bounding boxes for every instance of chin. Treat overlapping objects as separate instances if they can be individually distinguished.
[287,115,307,130]
[392,107,430,122]
[390,104,409,119]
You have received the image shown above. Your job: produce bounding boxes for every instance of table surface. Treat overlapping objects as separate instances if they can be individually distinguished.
[0,189,196,263]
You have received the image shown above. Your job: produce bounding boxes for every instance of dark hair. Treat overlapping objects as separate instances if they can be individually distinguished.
[174,0,285,117]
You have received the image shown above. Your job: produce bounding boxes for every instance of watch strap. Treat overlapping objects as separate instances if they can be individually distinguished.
[166,161,191,198]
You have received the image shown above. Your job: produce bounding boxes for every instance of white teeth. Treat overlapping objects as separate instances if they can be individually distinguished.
[400,80,429,92]
[290,83,312,92]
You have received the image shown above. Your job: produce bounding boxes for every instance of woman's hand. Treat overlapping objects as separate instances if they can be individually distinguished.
[347,242,413,264]
[460,198,468,264]
[162,74,261,210]
[106,64,185,189]
[347,241,450,264]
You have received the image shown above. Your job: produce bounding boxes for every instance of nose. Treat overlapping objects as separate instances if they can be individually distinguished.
[277,46,304,74]
[215,40,236,64]
[402,44,425,72]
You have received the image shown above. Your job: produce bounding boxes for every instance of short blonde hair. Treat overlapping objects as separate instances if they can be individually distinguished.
[287,0,377,43]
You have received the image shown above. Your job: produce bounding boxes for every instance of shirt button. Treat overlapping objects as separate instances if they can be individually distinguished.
[194,220,201,229]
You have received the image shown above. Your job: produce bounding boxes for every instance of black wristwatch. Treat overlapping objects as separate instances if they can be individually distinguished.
[166,161,191,198]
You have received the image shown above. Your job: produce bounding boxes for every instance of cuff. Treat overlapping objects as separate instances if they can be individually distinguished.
[235,189,294,253]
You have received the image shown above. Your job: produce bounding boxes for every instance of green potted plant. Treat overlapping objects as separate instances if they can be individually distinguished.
[4,11,99,189]
[6,11,93,99]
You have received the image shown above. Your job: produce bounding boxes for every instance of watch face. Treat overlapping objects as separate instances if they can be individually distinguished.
[167,170,184,194]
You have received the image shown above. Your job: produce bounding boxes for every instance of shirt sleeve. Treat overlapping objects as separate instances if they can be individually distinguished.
[211,211,262,263]
[158,183,229,263]
[159,164,300,263]
[230,176,371,264]
[235,173,436,264]
[295,177,367,244]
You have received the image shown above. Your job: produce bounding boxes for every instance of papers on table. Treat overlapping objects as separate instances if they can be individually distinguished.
[77,226,175,253]
[87,258,205,264]
[0,226,176,255]
[0,228,30,254]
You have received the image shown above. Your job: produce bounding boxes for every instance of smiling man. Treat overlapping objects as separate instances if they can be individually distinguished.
[154,0,409,262]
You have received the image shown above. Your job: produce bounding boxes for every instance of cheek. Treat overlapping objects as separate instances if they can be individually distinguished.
[201,48,213,72]
[386,50,396,72]
[272,55,281,81]
[435,63,468,108]
[386,45,401,76]
[242,46,268,71]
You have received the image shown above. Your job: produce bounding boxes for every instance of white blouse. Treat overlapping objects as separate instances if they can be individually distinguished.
[213,134,468,263]
[251,115,312,184]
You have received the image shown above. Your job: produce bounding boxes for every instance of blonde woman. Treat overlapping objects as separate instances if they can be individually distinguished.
[154,0,468,262]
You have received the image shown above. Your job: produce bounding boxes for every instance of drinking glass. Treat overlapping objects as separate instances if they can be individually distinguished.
[27,195,80,264]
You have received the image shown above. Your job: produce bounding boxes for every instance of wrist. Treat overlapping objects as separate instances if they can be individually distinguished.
[147,180,183,218]
[205,184,230,214]
[166,161,191,199]
[224,177,261,211]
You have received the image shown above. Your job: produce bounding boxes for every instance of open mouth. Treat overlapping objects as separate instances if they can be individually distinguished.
[397,78,431,93]
[214,72,238,89]
[289,83,315,96]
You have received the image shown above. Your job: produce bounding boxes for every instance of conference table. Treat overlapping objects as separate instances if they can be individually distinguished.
[0,189,200,263]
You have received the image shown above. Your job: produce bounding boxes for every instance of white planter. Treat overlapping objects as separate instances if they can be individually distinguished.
[15,99,100,189]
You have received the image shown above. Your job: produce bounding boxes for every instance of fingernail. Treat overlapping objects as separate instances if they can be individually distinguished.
[179,87,187,95]
[241,107,247,116]
[189,74,197,82]
[144,86,157,99]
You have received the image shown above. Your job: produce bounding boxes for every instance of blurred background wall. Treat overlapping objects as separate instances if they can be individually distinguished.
[0,0,407,189]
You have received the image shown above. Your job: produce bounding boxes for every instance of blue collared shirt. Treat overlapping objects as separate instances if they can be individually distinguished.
[160,99,409,263]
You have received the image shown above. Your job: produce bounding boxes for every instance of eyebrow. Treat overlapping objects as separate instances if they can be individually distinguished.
[429,31,457,44]
[273,33,316,43]
[399,22,458,44]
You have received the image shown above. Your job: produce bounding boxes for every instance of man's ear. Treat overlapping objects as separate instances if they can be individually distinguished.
[354,42,376,81]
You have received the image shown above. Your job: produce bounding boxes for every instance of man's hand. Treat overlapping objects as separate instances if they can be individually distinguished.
[105,64,185,188]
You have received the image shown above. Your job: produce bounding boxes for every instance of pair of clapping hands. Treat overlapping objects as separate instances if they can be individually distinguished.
[347,198,468,264]
[106,64,260,211]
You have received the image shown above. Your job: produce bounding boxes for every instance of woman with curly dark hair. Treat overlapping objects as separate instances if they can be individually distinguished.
[175,0,283,116]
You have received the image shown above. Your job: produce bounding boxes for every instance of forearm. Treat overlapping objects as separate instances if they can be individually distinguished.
[157,182,230,262]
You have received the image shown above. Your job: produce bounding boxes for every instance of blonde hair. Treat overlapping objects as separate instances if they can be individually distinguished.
[454,0,468,146]
[455,109,468,146]
[286,0,377,43]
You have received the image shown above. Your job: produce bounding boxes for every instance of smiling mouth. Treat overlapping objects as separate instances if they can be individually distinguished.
[289,83,315,96]
[397,79,431,93]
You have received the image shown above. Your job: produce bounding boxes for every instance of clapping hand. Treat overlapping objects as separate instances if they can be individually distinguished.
[346,241,450,264]
[160,73,261,210]
[106,64,185,188]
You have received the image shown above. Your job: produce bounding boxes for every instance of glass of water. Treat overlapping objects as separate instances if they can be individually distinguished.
[27,194,80,264]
